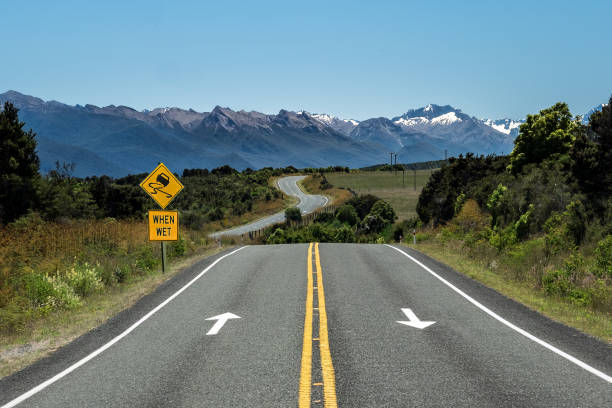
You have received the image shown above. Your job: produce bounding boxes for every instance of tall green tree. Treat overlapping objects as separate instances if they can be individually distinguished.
[0,102,40,222]
[572,96,612,200]
[508,102,577,174]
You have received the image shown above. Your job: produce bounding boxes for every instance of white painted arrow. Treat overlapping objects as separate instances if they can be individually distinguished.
[396,308,435,329]
[205,312,241,335]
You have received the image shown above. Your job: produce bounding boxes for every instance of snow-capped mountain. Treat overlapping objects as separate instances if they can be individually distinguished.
[308,113,359,136]
[481,118,523,138]
[346,104,517,162]
[0,91,532,177]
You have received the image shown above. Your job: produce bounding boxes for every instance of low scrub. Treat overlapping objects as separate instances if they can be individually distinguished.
[0,218,211,333]
[263,195,395,244]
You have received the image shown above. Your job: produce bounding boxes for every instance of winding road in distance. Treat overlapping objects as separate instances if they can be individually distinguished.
[1,244,610,407]
[210,175,328,238]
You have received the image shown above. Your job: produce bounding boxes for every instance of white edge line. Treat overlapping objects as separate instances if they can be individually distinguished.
[384,244,612,384]
[1,246,248,408]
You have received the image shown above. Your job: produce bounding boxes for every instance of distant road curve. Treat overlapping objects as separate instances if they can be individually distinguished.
[210,175,328,238]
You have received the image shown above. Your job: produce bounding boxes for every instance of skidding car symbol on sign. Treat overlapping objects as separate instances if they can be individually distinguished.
[139,163,184,209]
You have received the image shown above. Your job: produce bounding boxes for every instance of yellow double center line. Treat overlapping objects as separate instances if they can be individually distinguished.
[299,242,337,407]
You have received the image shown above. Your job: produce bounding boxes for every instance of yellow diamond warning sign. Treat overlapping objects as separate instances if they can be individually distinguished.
[140,163,184,209]
[148,210,179,241]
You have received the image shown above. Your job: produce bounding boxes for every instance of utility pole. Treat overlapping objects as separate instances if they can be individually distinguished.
[444,149,447,162]
[394,154,398,175]
[389,152,394,167]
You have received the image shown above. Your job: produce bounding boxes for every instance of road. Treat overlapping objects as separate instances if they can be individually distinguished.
[210,175,328,238]
[1,244,610,407]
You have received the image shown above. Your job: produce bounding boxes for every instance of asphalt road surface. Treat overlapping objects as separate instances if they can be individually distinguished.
[210,175,328,238]
[1,244,610,407]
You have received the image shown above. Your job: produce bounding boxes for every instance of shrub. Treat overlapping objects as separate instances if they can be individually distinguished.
[369,200,396,223]
[514,204,534,241]
[357,214,385,235]
[334,225,355,243]
[207,207,224,221]
[23,272,55,307]
[267,228,286,244]
[454,199,489,232]
[346,194,380,219]
[393,225,404,242]
[135,246,157,273]
[308,224,335,242]
[62,262,103,297]
[486,183,508,227]
[335,204,358,225]
[314,212,335,224]
[454,193,466,215]
[169,238,186,257]
[594,235,612,278]
[285,207,302,223]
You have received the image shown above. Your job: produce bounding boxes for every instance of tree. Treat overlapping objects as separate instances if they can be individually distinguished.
[508,102,577,175]
[588,96,612,197]
[369,200,396,223]
[570,96,612,201]
[285,207,302,223]
[0,102,40,222]
[335,204,358,225]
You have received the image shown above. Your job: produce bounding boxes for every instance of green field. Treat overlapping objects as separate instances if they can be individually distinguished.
[325,170,436,220]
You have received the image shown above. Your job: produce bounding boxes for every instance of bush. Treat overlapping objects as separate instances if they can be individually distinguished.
[135,246,158,273]
[454,199,489,232]
[314,212,335,224]
[335,204,358,225]
[369,200,396,223]
[267,228,286,244]
[308,224,335,242]
[23,272,55,307]
[208,207,224,221]
[62,262,103,297]
[346,194,380,219]
[285,207,302,223]
[334,225,355,243]
[393,225,404,242]
[357,214,386,235]
[169,238,186,257]
[23,271,82,310]
[594,235,612,278]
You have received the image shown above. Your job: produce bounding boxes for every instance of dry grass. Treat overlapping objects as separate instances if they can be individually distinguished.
[299,174,352,206]
[407,240,612,343]
[0,245,227,378]
[206,195,291,232]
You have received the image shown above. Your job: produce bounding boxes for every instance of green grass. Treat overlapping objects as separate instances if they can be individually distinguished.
[0,245,228,379]
[325,170,436,220]
[408,240,612,343]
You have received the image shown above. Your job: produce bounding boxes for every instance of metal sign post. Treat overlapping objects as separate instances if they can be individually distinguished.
[141,163,184,274]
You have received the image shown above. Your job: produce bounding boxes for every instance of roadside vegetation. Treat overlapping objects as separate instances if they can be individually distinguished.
[262,194,397,244]
[410,99,612,340]
[0,101,305,372]
[325,169,434,220]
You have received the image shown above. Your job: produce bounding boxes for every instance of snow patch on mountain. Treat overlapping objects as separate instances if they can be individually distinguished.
[307,112,359,136]
[394,117,429,128]
[431,111,462,126]
[481,118,522,136]
[311,113,358,126]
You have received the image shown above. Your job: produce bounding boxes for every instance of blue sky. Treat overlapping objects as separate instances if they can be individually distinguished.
[1,0,610,120]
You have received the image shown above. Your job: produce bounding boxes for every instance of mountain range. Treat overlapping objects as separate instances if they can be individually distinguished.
[3,90,596,178]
